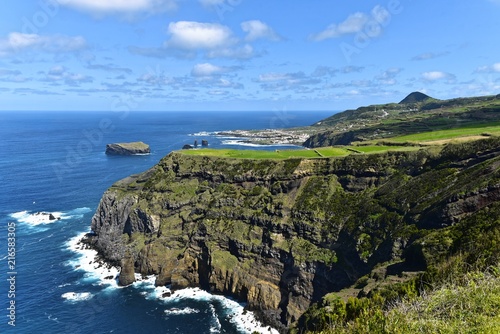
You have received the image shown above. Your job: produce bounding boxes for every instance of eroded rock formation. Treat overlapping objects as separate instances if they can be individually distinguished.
[86,137,500,331]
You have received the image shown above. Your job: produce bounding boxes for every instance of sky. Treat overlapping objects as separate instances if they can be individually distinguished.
[1,0,500,111]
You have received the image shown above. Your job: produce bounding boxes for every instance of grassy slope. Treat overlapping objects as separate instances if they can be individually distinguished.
[389,122,500,143]
[179,145,423,159]
[315,264,500,334]
[306,94,500,147]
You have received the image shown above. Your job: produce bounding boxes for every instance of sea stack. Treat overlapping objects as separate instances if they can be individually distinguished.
[105,142,150,155]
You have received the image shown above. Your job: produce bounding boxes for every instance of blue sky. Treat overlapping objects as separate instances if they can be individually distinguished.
[1,0,500,111]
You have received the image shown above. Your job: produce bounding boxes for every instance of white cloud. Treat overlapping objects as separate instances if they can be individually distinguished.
[166,21,235,50]
[58,0,178,14]
[475,62,500,73]
[256,71,322,92]
[311,13,368,41]
[130,21,258,60]
[412,51,450,61]
[341,66,365,74]
[258,73,297,82]
[421,71,456,82]
[0,32,86,56]
[377,67,402,85]
[48,65,66,76]
[0,68,28,82]
[312,66,338,77]
[310,5,390,41]
[206,44,256,59]
[241,20,281,42]
[41,65,93,86]
[191,63,225,77]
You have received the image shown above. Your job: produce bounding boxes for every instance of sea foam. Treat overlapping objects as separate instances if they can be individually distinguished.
[65,233,120,288]
[66,233,279,334]
[61,292,94,302]
[9,207,91,226]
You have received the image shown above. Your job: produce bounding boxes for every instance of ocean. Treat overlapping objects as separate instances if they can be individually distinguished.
[0,110,332,334]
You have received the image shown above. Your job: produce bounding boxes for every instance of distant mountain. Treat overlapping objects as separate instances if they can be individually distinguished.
[399,91,434,104]
[305,93,500,147]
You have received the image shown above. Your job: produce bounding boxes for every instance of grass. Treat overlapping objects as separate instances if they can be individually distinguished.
[389,122,500,143]
[353,145,420,153]
[179,146,420,160]
[315,264,500,334]
[383,267,500,334]
[180,148,348,159]
[315,147,351,156]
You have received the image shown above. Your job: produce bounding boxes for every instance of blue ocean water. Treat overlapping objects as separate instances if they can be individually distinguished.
[0,110,332,334]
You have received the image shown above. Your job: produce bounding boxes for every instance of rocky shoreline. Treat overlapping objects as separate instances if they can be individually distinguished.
[73,233,280,334]
[215,128,314,146]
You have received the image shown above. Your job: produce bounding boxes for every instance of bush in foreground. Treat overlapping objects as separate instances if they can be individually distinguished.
[309,264,500,334]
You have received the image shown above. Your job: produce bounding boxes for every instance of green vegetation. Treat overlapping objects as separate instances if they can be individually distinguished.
[305,93,500,148]
[301,264,500,334]
[351,145,420,153]
[179,145,423,159]
[180,147,343,159]
[389,122,500,143]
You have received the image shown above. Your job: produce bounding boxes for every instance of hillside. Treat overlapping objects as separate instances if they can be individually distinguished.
[86,136,500,333]
[305,93,500,147]
[398,91,434,104]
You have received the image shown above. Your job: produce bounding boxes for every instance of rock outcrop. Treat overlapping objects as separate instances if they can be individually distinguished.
[105,142,150,155]
[86,137,500,331]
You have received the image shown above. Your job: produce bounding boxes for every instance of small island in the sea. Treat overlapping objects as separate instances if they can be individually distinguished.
[105,142,150,155]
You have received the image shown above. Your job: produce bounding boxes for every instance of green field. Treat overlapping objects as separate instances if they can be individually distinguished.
[353,145,420,153]
[179,145,422,159]
[180,148,329,159]
[389,122,500,143]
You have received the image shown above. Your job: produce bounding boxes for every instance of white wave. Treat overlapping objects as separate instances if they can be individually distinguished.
[209,303,222,333]
[61,291,93,302]
[221,140,265,147]
[65,234,278,333]
[156,288,279,334]
[10,210,66,226]
[221,140,301,149]
[214,295,279,334]
[190,131,217,136]
[132,274,157,291]
[9,207,91,226]
[65,233,120,289]
[164,307,200,316]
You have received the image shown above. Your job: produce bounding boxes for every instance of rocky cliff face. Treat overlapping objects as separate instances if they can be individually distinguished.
[86,138,500,331]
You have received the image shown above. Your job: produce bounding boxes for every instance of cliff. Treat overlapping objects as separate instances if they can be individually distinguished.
[105,142,150,155]
[86,137,500,332]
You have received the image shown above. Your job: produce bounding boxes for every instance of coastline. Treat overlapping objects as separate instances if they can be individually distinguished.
[190,128,317,146]
[66,233,279,334]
